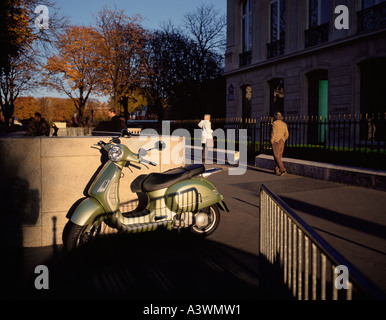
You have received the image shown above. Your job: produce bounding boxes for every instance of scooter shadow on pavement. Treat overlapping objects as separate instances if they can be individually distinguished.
[18,231,262,300]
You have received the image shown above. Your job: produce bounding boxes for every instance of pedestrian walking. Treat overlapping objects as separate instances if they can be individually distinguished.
[198,114,214,162]
[27,112,50,136]
[271,112,289,176]
[52,123,59,136]
[108,108,127,132]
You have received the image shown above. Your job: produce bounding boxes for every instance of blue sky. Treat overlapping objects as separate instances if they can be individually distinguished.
[53,0,226,30]
[30,0,226,100]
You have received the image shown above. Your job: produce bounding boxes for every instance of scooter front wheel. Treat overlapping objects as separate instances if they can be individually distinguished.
[190,205,220,236]
[62,220,102,251]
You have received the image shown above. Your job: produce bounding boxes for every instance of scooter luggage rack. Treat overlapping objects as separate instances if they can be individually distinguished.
[202,167,223,177]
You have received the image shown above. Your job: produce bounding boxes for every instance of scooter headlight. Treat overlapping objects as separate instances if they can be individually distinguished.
[108,145,123,162]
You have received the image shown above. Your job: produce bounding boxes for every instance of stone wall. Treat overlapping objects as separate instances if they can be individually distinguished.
[224,0,386,118]
[255,154,386,191]
[0,135,185,247]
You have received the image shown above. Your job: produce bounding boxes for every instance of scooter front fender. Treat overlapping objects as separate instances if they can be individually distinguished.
[66,197,105,226]
[217,200,230,213]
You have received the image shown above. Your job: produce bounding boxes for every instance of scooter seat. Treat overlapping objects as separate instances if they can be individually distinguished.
[140,164,205,192]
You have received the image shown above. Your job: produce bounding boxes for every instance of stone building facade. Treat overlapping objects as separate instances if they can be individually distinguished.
[224,0,386,120]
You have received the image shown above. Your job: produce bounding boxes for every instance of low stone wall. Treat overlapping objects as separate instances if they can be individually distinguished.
[0,135,185,247]
[51,126,94,137]
[255,154,386,191]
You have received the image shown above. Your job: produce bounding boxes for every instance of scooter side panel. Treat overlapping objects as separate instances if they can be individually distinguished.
[88,161,121,213]
[163,178,224,213]
[68,197,105,226]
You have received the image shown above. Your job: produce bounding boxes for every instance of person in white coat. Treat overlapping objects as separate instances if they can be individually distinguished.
[198,114,213,162]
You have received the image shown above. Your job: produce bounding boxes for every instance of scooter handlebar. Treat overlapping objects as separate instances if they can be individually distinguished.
[141,158,157,166]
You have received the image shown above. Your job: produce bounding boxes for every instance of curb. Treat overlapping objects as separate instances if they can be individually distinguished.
[255,154,386,191]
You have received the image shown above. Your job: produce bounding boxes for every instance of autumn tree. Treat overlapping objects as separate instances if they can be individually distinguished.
[0,50,39,125]
[183,4,226,118]
[0,0,66,126]
[44,26,102,124]
[144,28,198,120]
[0,0,34,125]
[183,4,226,52]
[96,7,150,120]
[145,20,225,120]
[14,96,40,120]
[14,96,108,125]
[183,4,226,79]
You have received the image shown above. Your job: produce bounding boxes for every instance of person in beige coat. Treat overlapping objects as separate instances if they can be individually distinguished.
[271,112,289,176]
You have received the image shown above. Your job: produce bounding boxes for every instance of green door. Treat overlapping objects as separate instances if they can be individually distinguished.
[318,80,328,143]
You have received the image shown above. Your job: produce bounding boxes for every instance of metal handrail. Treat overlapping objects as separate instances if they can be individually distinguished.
[259,184,385,300]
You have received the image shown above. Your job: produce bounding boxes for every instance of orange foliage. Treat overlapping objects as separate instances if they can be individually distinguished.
[14,96,109,125]
[96,7,151,109]
[44,26,103,123]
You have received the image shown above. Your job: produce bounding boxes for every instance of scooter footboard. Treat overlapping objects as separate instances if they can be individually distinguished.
[67,197,105,226]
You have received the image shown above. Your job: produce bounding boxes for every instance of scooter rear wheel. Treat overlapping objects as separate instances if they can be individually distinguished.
[190,205,220,236]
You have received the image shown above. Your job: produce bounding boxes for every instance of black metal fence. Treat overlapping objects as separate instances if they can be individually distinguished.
[259,114,386,155]
[172,113,385,153]
[169,113,386,168]
[357,1,386,33]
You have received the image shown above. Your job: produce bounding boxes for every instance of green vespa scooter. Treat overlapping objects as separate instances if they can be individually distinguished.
[62,131,229,251]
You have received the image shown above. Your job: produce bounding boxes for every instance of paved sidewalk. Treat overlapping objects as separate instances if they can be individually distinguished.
[2,150,385,300]
[205,161,386,295]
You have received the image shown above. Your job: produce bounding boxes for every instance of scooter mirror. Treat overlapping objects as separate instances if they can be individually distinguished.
[155,141,166,151]
[138,148,148,157]
[121,129,132,138]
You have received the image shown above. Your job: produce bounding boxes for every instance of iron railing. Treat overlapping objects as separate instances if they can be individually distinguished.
[259,184,384,300]
[259,114,386,155]
[239,50,252,67]
[357,2,386,33]
[267,38,285,59]
[170,114,386,156]
[305,23,329,48]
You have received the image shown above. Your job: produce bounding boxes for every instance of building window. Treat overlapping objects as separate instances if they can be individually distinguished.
[242,0,253,53]
[267,0,286,58]
[239,0,253,67]
[228,85,235,101]
[305,0,329,47]
[309,0,329,28]
[242,85,252,121]
[269,78,284,117]
[362,0,386,9]
[357,0,386,32]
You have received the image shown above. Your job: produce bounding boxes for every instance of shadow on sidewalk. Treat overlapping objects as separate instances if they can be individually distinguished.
[280,196,386,240]
[6,232,275,300]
